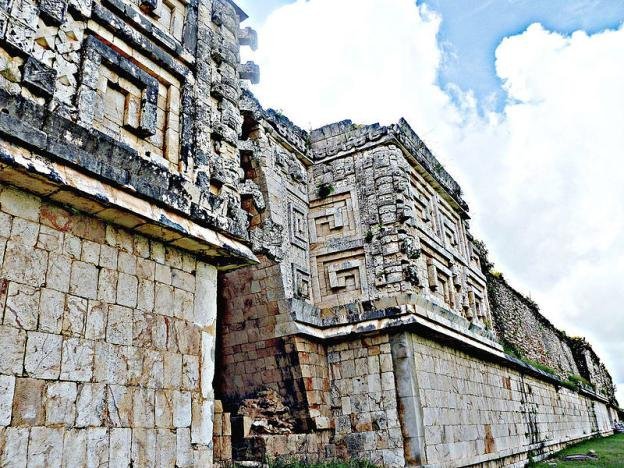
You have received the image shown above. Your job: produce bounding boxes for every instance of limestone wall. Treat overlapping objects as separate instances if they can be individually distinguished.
[328,335,404,467]
[487,274,579,378]
[401,332,614,467]
[218,97,331,429]
[0,183,219,466]
[568,337,617,403]
[486,272,618,404]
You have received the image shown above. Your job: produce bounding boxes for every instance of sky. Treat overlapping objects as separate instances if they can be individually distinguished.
[236,0,624,405]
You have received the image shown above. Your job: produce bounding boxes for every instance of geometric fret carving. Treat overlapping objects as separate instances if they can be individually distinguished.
[289,202,308,249]
[79,36,158,136]
[292,264,311,300]
[78,36,182,168]
[312,249,368,309]
[309,191,358,243]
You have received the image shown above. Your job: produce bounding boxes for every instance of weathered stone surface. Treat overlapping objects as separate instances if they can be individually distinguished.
[39,288,65,333]
[60,337,94,381]
[25,331,62,379]
[45,381,77,426]
[5,282,39,330]
[0,1,618,466]
[69,260,98,299]
[0,375,15,426]
[0,427,30,466]
[0,325,26,374]
[28,427,64,467]
[75,383,106,427]
[12,378,45,426]
[107,305,132,345]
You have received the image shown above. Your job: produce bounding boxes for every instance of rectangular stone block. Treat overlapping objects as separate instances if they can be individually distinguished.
[0,325,26,374]
[47,253,71,293]
[98,268,118,303]
[1,245,48,288]
[133,387,155,428]
[87,427,109,467]
[131,428,156,467]
[107,385,133,427]
[85,301,108,340]
[46,381,77,426]
[156,429,176,467]
[39,288,65,334]
[60,337,95,381]
[176,427,193,468]
[173,390,192,428]
[109,428,131,468]
[155,390,173,428]
[4,282,40,330]
[62,295,87,337]
[62,429,87,467]
[99,245,118,270]
[70,260,98,299]
[0,375,15,426]
[0,427,29,466]
[25,331,62,379]
[94,342,127,385]
[12,378,45,426]
[10,218,39,247]
[36,225,63,253]
[107,305,133,345]
[76,383,106,427]
[28,427,64,468]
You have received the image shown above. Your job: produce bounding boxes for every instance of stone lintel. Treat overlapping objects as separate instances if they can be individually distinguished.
[0,145,258,270]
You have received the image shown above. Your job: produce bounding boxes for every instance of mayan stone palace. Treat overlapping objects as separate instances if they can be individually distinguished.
[0,0,619,466]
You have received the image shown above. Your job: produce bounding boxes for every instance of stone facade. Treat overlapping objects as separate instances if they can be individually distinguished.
[0,182,226,465]
[0,0,620,466]
[0,0,259,465]
[218,93,620,466]
[486,273,580,377]
[484,263,617,404]
[397,333,613,466]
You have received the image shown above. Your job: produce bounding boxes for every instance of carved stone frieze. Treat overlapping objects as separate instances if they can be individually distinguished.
[250,219,285,261]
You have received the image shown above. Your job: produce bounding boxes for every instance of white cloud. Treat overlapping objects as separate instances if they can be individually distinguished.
[249,0,624,404]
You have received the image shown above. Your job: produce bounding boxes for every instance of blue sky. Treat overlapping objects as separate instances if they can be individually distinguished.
[239,0,624,110]
[238,0,624,404]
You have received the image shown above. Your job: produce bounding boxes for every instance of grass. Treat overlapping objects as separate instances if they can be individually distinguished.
[534,433,624,467]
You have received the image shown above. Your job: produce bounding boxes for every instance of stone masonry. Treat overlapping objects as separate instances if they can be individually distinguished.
[0,0,620,466]
[0,0,260,465]
[218,78,620,467]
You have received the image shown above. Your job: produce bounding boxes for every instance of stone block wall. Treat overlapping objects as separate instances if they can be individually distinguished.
[568,337,617,403]
[487,274,579,377]
[400,332,614,467]
[218,93,325,430]
[213,400,233,464]
[328,335,404,467]
[0,182,219,466]
[485,270,618,403]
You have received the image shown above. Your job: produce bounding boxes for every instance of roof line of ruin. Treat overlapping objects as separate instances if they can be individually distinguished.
[241,89,468,212]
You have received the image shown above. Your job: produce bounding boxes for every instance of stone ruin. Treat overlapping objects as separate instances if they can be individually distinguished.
[0,0,619,466]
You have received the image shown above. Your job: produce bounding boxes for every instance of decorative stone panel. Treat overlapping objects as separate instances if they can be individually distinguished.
[309,190,359,243]
[312,249,368,308]
[289,201,308,249]
[78,36,182,169]
[292,263,311,300]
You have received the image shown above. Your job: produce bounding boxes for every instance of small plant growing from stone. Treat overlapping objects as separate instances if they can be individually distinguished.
[365,229,374,243]
[317,183,334,199]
